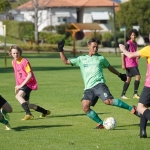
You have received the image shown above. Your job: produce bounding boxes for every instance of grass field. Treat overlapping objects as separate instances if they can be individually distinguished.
[0,52,149,150]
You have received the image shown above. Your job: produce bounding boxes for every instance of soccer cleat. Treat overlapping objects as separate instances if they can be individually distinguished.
[140,130,147,138]
[40,110,51,118]
[131,105,141,118]
[5,123,11,131]
[95,124,104,129]
[121,95,130,99]
[21,115,34,120]
[133,94,140,99]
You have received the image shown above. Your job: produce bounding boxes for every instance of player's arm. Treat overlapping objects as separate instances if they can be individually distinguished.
[58,40,71,65]
[107,65,120,76]
[119,44,140,58]
[121,53,125,70]
[107,65,127,82]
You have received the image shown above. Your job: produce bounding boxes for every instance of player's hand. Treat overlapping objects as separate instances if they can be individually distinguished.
[118,73,127,82]
[58,40,65,52]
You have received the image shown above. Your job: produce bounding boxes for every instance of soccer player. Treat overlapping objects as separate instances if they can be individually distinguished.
[120,29,141,99]
[119,43,150,138]
[58,37,140,129]
[9,45,50,120]
[0,95,12,130]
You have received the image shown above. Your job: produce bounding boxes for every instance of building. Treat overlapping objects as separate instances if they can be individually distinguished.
[15,0,119,32]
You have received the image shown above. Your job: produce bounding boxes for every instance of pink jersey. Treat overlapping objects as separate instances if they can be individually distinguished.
[124,40,138,68]
[144,63,150,87]
[12,58,38,90]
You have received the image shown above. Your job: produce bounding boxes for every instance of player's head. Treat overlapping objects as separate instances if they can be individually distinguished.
[9,45,22,60]
[128,29,139,41]
[88,37,100,55]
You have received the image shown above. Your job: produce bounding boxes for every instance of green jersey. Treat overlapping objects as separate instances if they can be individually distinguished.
[69,53,110,90]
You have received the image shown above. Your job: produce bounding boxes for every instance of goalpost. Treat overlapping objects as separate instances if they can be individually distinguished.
[0,24,7,67]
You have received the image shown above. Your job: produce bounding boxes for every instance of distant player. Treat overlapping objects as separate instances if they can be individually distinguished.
[0,95,12,130]
[58,37,140,129]
[119,42,150,138]
[120,29,141,99]
[9,45,50,120]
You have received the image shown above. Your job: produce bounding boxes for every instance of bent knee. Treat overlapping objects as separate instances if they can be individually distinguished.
[104,99,113,105]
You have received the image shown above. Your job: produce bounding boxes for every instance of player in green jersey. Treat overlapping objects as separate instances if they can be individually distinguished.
[58,37,140,129]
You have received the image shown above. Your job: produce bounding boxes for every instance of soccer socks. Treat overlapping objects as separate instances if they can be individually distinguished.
[86,109,103,125]
[134,80,140,94]
[35,106,47,114]
[140,114,148,132]
[121,82,130,96]
[1,109,7,115]
[0,115,8,125]
[113,98,132,111]
[21,102,32,115]
[143,109,150,120]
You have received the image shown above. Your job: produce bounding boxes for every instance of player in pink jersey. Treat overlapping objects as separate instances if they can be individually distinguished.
[119,42,150,138]
[121,29,141,99]
[0,95,12,130]
[9,45,50,120]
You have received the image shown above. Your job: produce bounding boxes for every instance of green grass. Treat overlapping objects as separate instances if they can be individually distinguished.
[0,52,149,150]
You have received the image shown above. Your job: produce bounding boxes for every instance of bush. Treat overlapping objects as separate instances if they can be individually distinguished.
[118,38,125,44]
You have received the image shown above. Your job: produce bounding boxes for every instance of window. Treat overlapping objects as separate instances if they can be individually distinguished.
[93,20,107,24]
[58,17,68,23]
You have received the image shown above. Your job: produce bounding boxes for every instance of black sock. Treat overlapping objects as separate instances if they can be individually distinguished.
[140,114,148,132]
[21,102,31,115]
[134,80,140,94]
[121,82,130,96]
[35,106,47,114]
[143,109,150,120]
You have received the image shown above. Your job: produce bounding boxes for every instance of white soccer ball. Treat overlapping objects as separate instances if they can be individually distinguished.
[103,117,117,130]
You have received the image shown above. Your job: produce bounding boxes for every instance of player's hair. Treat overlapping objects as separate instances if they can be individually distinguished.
[9,45,22,56]
[88,37,101,45]
[128,29,139,38]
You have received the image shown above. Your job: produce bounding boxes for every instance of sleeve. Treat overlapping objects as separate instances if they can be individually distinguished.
[69,57,79,66]
[139,46,150,57]
[125,43,130,51]
[25,63,31,73]
[102,57,110,68]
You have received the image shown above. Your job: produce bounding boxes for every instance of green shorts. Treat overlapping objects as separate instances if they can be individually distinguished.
[81,83,114,106]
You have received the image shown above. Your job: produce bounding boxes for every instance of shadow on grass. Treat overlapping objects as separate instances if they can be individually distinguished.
[12,124,72,131]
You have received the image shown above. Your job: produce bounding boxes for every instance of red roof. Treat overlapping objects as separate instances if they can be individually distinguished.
[17,0,118,10]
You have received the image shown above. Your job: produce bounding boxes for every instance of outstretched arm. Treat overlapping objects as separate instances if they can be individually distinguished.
[119,44,140,58]
[107,65,127,82]
[58,40,71,65]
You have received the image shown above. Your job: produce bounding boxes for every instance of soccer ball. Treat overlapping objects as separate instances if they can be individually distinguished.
[103,117,117,130]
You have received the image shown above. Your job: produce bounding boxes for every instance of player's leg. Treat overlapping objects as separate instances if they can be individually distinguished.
[82,88,104,129]
[121,71,131,99]
[0,95,12,121]
[98,84,140,117]
[16,86,33,120]
[140,114,147,138]
[133,67,141,99]
[27,102,50,117]
[137,86,150,121]
[0,96,11,130]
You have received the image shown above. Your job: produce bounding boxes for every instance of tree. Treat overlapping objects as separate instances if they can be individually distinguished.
[116,0,150,35]
[0,0,11,13]
[17,0,51,45]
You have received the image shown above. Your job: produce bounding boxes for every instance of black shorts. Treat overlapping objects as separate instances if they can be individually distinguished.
[139,86,150,107]
[81,83,114,106]
[20,85,32,101]
[126,67,140,77]
[0,95,7,108]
